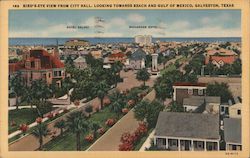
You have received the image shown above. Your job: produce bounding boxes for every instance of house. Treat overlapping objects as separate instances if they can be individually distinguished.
[183,96,220,114]
[9,49,65,87]
[224,118,241,150]
[90,50,103,59]
[128,48,146,70]
[73,56,87,69]
[205,49,238,68]
[229,97,242,118]
[108,52,126,63]
[154,112,220,151]
[173,82,207,105]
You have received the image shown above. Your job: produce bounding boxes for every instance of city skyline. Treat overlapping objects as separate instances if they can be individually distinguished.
[9,10,241,38]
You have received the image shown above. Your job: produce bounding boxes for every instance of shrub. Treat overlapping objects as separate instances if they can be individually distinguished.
[105,118,116,127]
[119,142,134,151]
[85,105,93,114]
[74,100,80,106]
[46,113,54,119]
[19,124,29,132]
[36,117,43,124]
[122,108,129,114]
[85,134,94,142]
[97,127,105,135]
[127,99,135,107]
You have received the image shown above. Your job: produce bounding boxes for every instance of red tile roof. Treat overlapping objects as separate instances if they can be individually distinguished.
[173,82,207,87]
[205,55,236,65]
[108,52,125,58]
[9,49,64,73]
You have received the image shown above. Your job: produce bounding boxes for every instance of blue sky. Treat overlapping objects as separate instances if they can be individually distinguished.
[9,10,241,37]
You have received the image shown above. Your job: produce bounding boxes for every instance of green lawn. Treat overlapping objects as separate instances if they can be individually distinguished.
[43,107,119,151]
[9,107,58,134]
[9,108,39,134]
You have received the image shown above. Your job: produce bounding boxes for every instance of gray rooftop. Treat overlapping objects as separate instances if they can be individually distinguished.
[183,97,204,106]
[130,48,146,60]
[183,96,221,106]
[74,56,86,63]
[155,112,220,140]
[224,118,241,144]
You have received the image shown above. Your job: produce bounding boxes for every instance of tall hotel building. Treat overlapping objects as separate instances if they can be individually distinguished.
[134,35,152,46]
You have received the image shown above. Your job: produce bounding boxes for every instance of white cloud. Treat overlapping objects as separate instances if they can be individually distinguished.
[201,17,211,25]
[34,17,49,25]
[127,14,145,23]
[9,31,36,37]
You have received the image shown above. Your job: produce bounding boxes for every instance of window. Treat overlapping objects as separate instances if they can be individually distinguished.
[54,71,57,77]
[237,110,241,115]
[59,71,62,76]
[170,139,177,146]
[188,88,193,95]
[162,139,166,145]
[198,89,203,95]
[49,73,51,78]
[221,106,225,112]
[232,145,237,150]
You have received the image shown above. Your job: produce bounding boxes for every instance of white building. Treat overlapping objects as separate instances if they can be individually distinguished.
[154,112,220,151]
[134,35,152,46]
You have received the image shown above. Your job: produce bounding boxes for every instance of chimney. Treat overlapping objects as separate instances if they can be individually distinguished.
[34,59,41,69]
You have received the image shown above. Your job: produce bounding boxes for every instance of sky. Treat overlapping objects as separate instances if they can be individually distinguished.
[9,10,241,38]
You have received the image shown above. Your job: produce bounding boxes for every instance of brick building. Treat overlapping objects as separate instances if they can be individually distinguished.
[9,49,65,87]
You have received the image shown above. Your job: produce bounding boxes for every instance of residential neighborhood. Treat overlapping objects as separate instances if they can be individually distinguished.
[8,36,242,152]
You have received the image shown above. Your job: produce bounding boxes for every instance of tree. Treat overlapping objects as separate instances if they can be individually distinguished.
[154,83,168,103]
[54,119,66,136]
[90,122,100,138]
[94,81,109,109]
[232,58,242,75]
[32,123,49,150]
[134,100,164,127]
[111,61,123,87]
[206,82,233,103]
[66,111,89,151]
[169,101,184,112]
[136,68,150,87]
[22,86,34,108]
[31,79,52,101]
[110,101,124,117]
[35,101,53,117]
[10,72,25,109]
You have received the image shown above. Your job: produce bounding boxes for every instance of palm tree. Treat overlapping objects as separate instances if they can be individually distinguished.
[22,86,34,108]
[111,61,123,87]
[94,81,109,109]
[54,119,65,136]
[31,79,52,101]
[32,123,49,150]
[10,72,24,110]
[109,101,124,118]
[66,111,89,151]
[136,68,150,87]
[90,122,100,138]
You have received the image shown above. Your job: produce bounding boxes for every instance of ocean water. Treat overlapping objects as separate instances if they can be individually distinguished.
[9,37,241,46]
